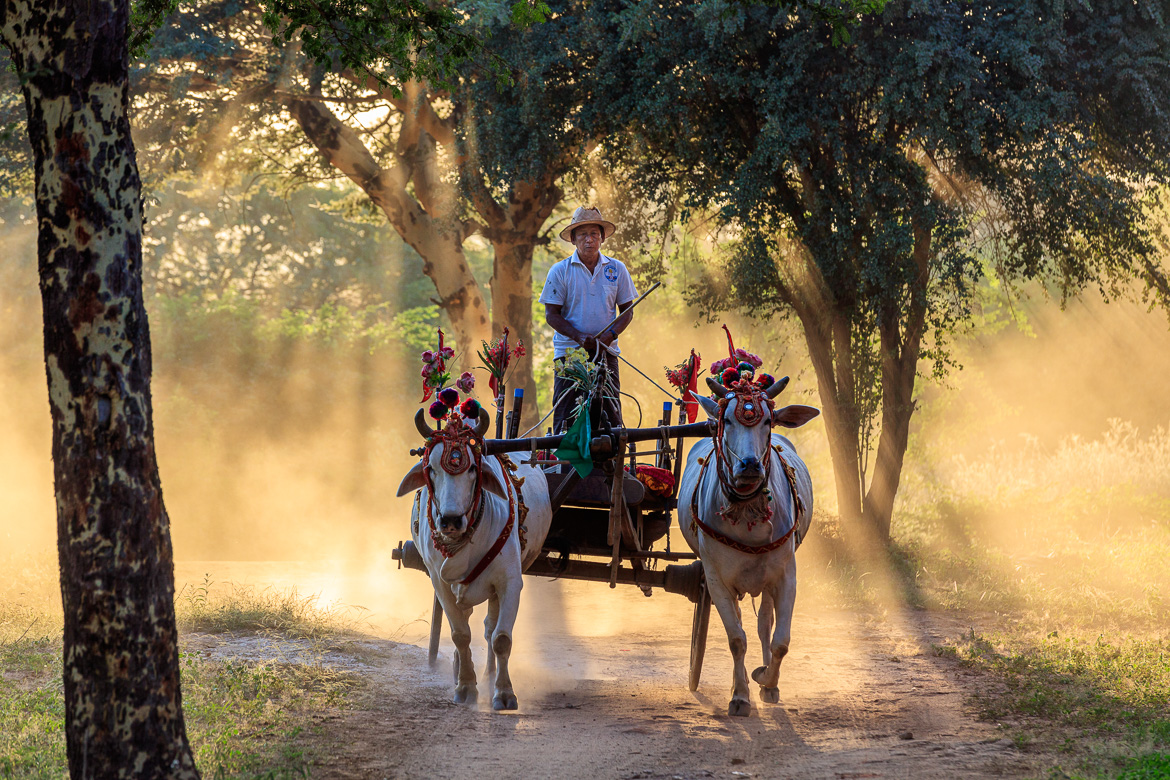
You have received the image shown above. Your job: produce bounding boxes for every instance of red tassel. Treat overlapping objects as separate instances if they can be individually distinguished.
[685,351,700,423]
[722,323,736,359]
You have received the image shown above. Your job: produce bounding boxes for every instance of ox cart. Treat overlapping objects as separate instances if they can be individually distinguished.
[392,391,720,690]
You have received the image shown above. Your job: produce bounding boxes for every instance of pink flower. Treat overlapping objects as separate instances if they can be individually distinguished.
[421,350,434,364]
[421,365,432,378]
[439,347,454,359]
[733,349,762,368]
[456,372,475,393]
[710,357,734,375]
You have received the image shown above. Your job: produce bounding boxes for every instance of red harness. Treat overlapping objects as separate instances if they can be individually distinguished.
[690,382,803,555]
[420,417,520,586]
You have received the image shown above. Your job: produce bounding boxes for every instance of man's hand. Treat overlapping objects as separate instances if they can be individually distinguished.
[598,327,617,347]
[579,333,599,354]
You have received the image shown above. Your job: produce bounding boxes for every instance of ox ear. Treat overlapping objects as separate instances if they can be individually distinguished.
[396,460,427,497]
[481,464,508,499]
[772,404,820,429]
[691,390,721,420]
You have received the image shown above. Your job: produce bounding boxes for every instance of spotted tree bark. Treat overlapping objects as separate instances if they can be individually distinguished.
[1,2,200,778]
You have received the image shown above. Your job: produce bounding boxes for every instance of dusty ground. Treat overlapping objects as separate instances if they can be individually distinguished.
[189,576,1053,780]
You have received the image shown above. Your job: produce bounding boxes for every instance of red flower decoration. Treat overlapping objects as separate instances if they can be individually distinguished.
[665,349,702,423]
[478,327,525,405]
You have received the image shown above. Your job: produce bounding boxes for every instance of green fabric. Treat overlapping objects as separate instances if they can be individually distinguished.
[555,407,593,478]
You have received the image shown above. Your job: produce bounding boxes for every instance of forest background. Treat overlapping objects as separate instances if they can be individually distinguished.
[3,0,1170,562]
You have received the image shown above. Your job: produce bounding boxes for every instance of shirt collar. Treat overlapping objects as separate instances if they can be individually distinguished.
[570,250,610,266]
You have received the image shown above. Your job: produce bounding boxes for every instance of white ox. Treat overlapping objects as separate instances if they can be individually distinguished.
[397,408,552,710]
[677,375,818,717]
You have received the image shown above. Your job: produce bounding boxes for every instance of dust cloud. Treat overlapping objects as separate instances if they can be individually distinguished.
[4,190,1170,670]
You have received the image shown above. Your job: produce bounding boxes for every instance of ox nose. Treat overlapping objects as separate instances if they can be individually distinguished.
[439,514,464,535]
[740,456,763,475]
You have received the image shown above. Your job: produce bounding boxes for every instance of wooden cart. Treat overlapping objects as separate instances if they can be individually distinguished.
[392,395,718,690]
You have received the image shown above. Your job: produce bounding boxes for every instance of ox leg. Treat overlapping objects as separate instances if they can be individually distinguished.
[752,569,795,703]
[489,581,521,711]
[483,595,500,685]
[707,577,752,717]
[436,586,477,705]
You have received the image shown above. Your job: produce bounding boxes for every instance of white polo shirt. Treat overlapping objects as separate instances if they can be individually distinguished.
[539,251,638,358]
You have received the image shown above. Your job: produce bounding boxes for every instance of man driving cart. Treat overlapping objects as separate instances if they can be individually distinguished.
[539,206,637,433]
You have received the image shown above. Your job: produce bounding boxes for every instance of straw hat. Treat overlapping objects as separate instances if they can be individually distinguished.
[559,206,617,243]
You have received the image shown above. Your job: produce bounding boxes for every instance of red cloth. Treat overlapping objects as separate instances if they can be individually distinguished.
[627,464,676,498]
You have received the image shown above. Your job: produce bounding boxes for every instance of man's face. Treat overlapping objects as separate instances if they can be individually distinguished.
[573,225,603,259]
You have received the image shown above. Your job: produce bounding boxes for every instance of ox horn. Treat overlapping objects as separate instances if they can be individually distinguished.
[764,375,790,399]
[705,376,729,397]
[415,408,436,440]
[472,406,491,439]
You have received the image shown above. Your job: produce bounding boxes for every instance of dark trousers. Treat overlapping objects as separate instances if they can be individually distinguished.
[552,351,623,434]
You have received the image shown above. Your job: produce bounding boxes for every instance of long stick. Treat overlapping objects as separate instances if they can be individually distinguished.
[593,281,662,339]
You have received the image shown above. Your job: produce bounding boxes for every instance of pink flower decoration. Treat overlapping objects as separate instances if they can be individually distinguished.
[421,350,434,364]
[456,372,475,393]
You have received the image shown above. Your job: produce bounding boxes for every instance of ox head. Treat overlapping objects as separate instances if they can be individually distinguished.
[692,374,820,492]
[397,407,507,540]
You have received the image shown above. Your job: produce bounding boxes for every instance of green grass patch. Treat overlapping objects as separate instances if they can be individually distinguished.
[938,631,1170,735]
[177,575,369,639]
[1115,753,1170,779]
[1,580,372,779]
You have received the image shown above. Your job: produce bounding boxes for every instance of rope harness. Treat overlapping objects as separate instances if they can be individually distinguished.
[689,382,804,555]
[420,417,526,586]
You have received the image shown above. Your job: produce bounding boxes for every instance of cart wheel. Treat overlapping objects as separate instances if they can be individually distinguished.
[688,579,711,692]
[428,595,443,667]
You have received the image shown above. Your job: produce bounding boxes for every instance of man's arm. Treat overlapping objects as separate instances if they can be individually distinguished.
[545,303,598,353]
[599,300,634,346]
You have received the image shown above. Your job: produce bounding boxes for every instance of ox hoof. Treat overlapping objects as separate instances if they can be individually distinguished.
[760,686,780,704]
[453,685,478,705]
[728,697,751,717]
[751,666,768,685]
[492,692,518,711]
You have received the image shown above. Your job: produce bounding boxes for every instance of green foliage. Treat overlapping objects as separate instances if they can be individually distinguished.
[1117,754,1170,780]
[129,0,181,58]
[607,0,1170,525]
[261,0,478,94]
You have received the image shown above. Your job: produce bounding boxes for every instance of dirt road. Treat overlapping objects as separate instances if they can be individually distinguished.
[237,578,1046,780]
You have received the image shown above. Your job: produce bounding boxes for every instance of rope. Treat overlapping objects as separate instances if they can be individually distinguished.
[617,353,685,403]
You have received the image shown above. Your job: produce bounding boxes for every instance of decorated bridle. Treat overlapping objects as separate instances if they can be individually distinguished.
[689,372,805,554]
[413,407,523,586]
[709,377,777,504]
[414,409,490,559]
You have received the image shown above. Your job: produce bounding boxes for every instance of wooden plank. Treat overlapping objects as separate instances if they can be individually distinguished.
[548,470,582,513]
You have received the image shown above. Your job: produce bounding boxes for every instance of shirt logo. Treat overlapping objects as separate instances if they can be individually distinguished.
[604,265,618,283]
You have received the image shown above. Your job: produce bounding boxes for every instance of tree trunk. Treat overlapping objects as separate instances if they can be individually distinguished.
[287,97,492,355]
[481,178,563,430]
[862,223,933,541]
[489,237,539,428]
[794,303,866,527]
[2,2,200,778]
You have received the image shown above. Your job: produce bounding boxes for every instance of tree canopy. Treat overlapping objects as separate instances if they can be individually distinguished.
[609,0,1170,538]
